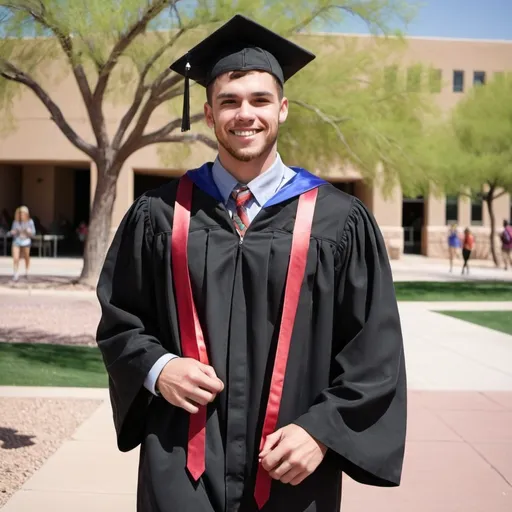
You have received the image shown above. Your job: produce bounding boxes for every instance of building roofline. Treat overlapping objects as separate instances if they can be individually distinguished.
[5,30,512,45]
[301,31,512,45]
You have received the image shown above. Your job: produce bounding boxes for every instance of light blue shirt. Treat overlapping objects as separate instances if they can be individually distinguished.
[144,154,296,395]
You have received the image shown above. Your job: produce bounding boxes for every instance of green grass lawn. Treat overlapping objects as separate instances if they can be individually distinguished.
[0,343,108,387]
[437,311,512,334]
[394,281,512,301]
[436,311,512,336]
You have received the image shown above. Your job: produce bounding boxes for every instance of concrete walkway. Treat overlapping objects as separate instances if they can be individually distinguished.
[1,301,512,511]
[2,254,512,283]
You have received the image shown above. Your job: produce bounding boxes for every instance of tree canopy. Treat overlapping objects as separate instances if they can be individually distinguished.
[0,0,433,283]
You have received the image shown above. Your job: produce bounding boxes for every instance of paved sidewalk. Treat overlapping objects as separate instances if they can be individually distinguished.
[1,301,512,511]
[2,254,512,284]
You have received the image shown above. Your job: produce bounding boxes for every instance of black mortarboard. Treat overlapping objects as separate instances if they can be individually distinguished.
[169,14,316,131]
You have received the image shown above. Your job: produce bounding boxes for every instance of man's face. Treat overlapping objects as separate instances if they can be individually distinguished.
[204,71,288,163]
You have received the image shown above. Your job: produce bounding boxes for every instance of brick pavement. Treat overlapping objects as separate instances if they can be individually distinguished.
[1,258,511,511]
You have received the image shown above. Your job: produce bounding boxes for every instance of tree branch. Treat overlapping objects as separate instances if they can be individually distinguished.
[288,5,360,34]
[0,62,97,159]
[7,1,94,103]
[112,84,149,149]
[491,189,508,201]
[149,132,217,150]
[93,0,170,104]
[289,99,359,162]
[4,1,110,146]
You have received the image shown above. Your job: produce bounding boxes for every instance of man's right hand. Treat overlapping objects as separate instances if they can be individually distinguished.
[156,358,224,414]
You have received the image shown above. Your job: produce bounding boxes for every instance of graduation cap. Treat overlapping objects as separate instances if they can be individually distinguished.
[169,14,316,131]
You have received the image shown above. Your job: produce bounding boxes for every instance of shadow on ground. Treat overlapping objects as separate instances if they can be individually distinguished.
[0,328,95,346]
[0,427,36,449]
[0,275,91,291]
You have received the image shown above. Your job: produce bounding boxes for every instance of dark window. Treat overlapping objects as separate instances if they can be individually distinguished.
[453,70,464,92]
[473,71,486,86]
[445,195,458,224]
[407,66,422,92]
[429,68,442,93]
[471,197,483,225]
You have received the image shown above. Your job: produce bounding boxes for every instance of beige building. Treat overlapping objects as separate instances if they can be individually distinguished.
[0,34,511,259]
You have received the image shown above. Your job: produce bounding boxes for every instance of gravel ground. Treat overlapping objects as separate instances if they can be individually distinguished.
[0,294,104,507]
[0,294,100,346]
[0,397,102,507]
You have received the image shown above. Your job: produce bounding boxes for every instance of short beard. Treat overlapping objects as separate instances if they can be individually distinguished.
[214,122,278,163]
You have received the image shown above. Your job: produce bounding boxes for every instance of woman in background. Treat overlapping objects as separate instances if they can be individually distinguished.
[9,206,36,282]
[461,228,475,275]
[447,224,461,272]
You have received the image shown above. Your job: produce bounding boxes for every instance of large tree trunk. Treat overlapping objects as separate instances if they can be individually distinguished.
[79,168,119,286]
[485,186,499,267]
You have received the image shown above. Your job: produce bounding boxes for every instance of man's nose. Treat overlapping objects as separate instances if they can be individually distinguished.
[235,101,256,122]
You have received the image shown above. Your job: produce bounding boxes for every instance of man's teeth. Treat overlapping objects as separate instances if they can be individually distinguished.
[233,130,258,136]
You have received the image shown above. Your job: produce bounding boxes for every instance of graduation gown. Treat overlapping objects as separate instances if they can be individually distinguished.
[96,164,407,512]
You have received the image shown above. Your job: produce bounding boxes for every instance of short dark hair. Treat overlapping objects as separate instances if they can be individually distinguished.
[206,70,284,105]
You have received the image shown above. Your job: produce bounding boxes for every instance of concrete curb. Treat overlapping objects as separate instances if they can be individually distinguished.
[0,386,109,399]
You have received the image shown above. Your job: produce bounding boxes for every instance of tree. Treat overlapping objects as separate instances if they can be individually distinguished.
[0,0,422,285]
[423,74,512,265]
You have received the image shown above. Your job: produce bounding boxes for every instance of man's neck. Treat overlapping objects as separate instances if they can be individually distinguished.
[218,147,277,184]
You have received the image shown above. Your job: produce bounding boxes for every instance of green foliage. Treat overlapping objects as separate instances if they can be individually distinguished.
[279,35,436,196]
[0,0,429,195]
[422,74,512,197]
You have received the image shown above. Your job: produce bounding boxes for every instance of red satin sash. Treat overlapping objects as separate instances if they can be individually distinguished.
[171,174,318,508]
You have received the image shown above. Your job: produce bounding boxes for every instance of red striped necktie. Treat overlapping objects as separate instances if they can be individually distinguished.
[231,185,253,236]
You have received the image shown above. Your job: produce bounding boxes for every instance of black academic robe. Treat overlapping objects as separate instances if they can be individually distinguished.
[96,164,407,512]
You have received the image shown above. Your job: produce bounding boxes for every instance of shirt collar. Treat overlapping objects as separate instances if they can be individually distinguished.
[212,154,287,207]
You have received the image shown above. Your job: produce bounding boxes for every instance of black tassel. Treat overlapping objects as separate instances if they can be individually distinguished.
[181,60,191,132]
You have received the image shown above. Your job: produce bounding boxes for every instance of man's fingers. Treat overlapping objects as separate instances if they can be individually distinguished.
[289,471,308,486]
[200,363,223,386]
[261,441,288,472]
[178,398,200,415]
[259,430,282,459]
[187,388,215,406]
[195,367,224,393]
[279,466,303,485]
[269,460,292,480]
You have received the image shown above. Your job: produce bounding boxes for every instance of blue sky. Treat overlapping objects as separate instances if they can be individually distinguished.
[333,0,512,40]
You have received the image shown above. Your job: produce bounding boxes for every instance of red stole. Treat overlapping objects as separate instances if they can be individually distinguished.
[171,174,318,508]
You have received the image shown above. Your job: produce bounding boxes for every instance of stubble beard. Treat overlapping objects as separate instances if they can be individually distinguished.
[214,122,278,163]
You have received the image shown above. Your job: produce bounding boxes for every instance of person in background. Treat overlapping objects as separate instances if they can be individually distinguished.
[77,221,88,242]
[447,223,461,272]
[501,220,512,270]
[461,228,475,275]
[8,206,36,282]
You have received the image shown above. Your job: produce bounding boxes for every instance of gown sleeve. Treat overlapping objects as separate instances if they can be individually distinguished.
[96,195,170,452]
[294,198,407,487]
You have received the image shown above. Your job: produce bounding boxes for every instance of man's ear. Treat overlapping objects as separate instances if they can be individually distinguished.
[204,102,214,128]
[278,97,289,125]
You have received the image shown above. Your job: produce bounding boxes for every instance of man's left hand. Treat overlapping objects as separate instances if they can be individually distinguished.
[259,424,327,486]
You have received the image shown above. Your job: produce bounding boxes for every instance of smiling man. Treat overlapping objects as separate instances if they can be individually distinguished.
[96,14,407,512]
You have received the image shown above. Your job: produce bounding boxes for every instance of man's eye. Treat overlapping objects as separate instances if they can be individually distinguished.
[221,100,236,105]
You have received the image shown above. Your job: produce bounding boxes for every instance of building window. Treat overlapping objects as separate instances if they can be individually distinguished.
[473,71,486,86]
[429,68,442,93]
[384,66,398,91]
[494,71,504,82]
[407,66,422,92]
[445,195,458,224]
[453,70,464,92]
[471,197,483,225]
